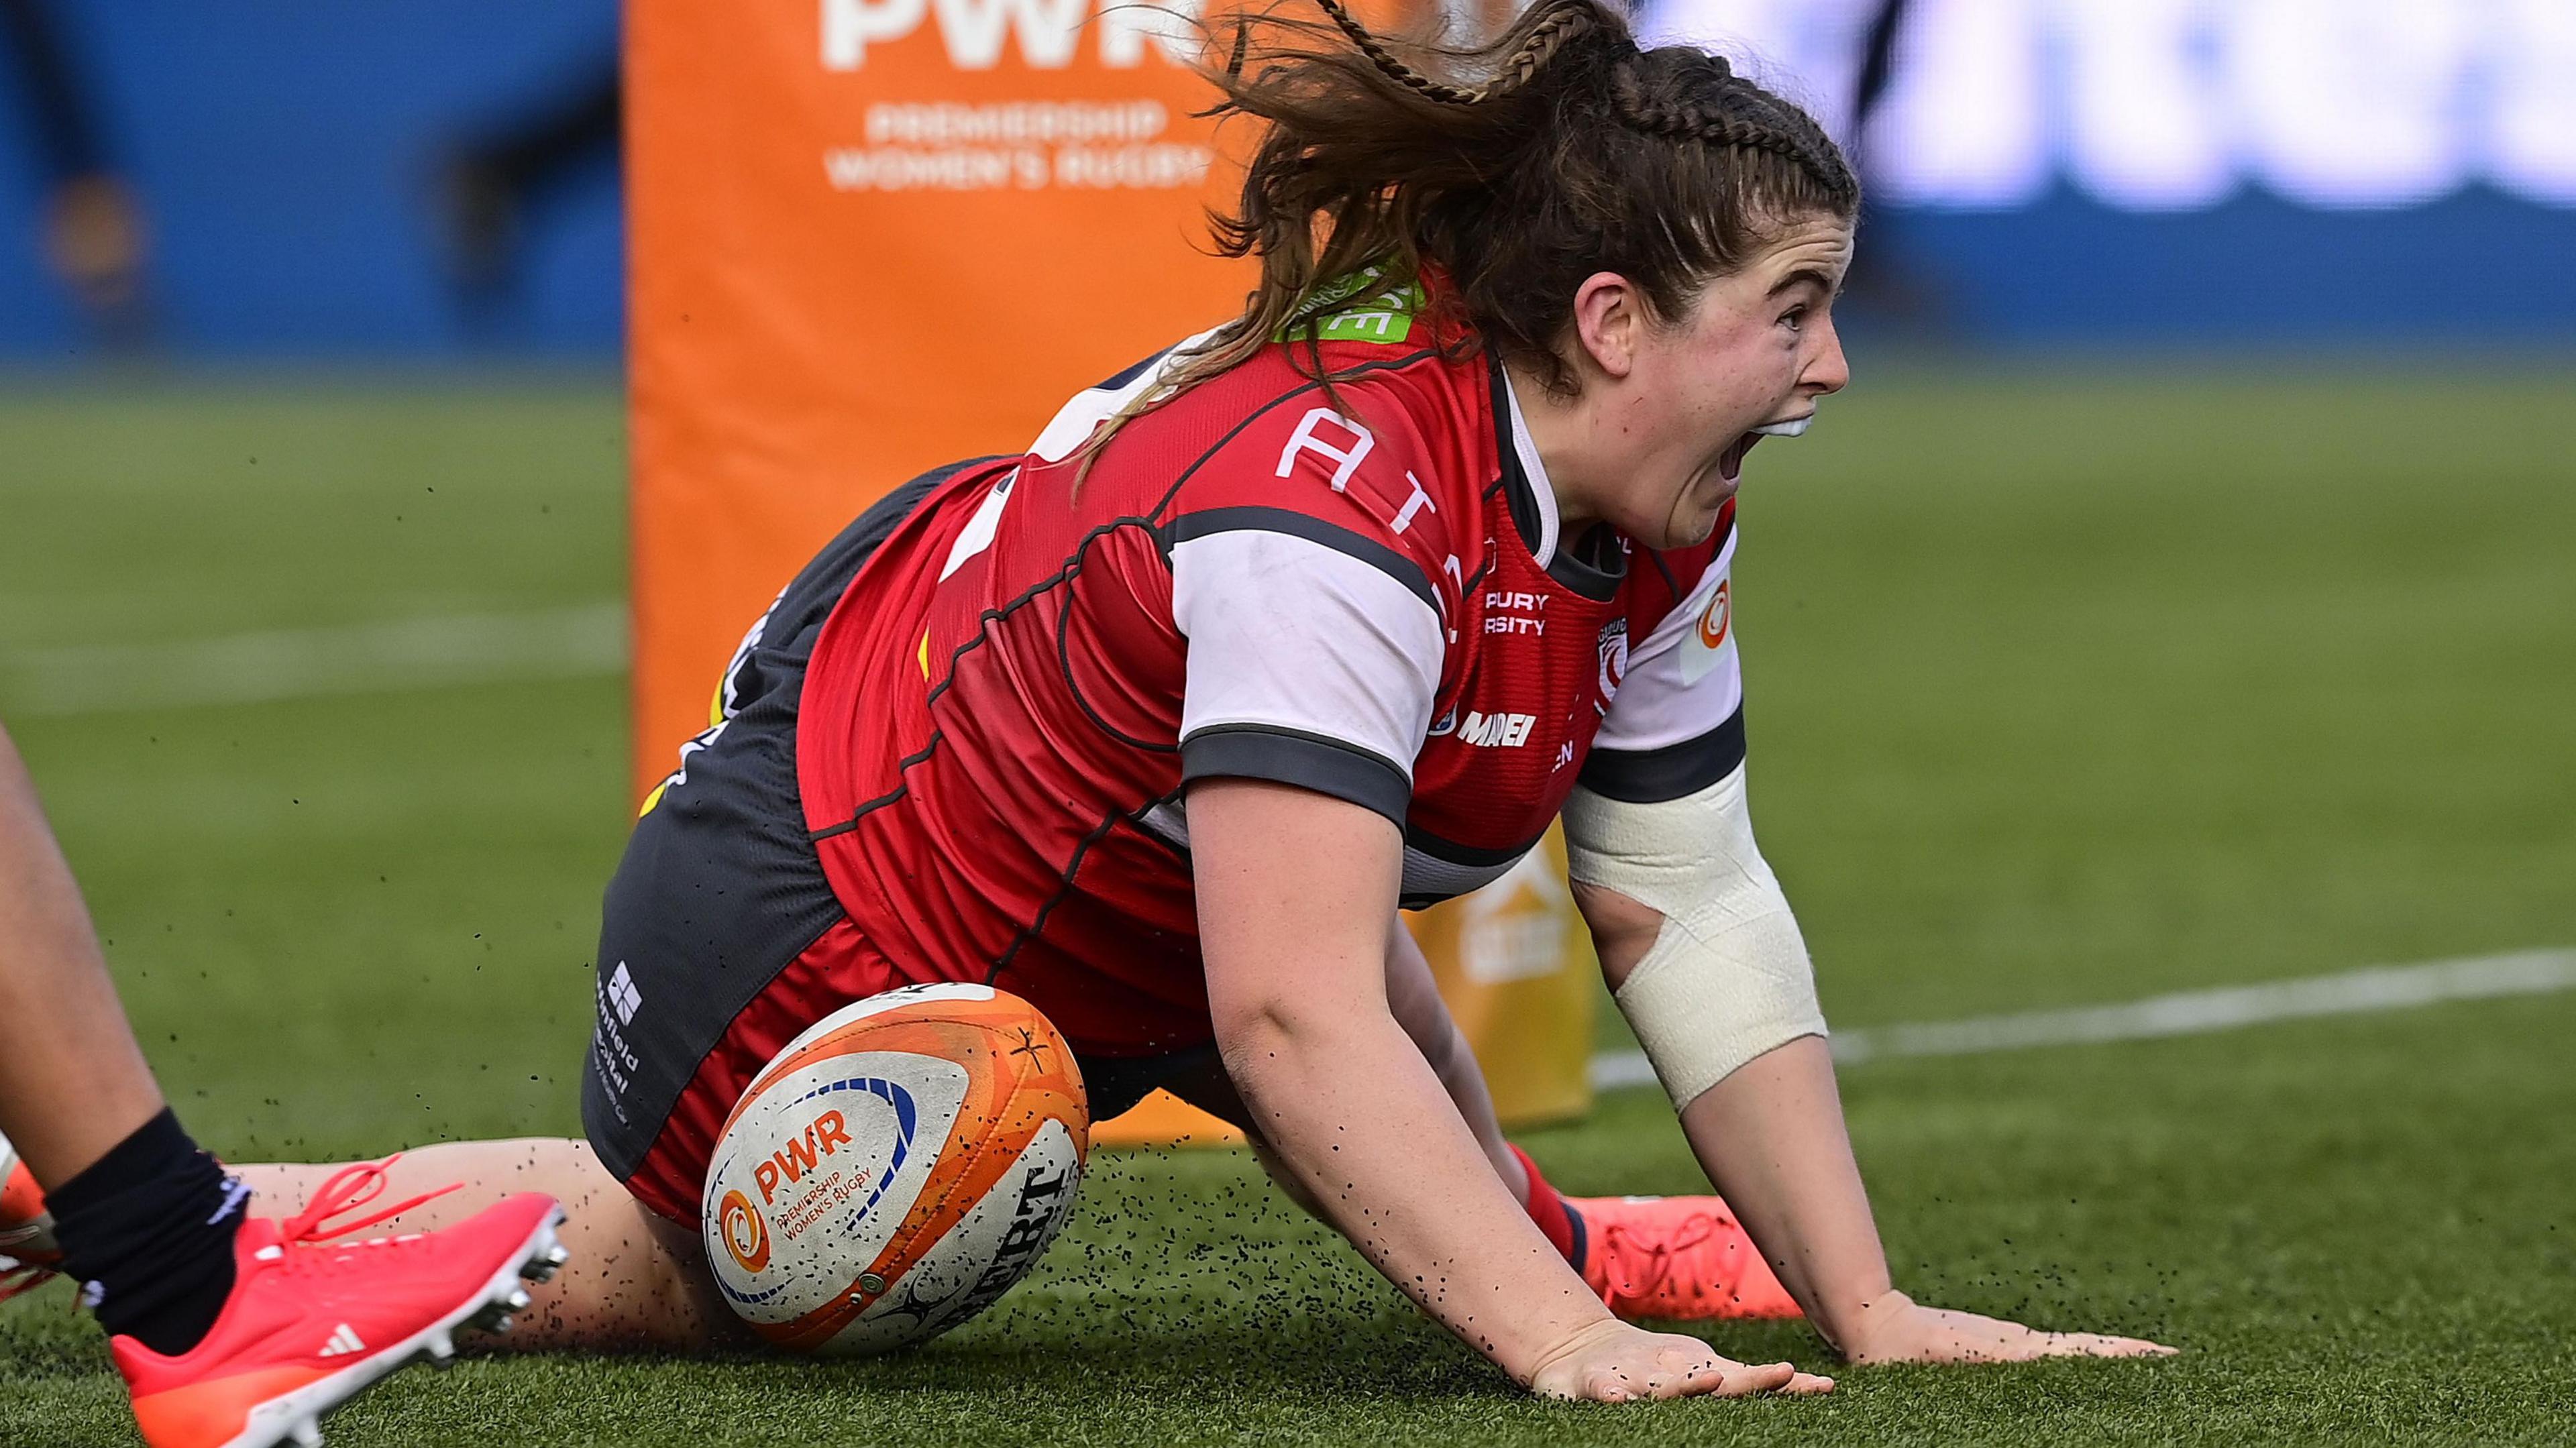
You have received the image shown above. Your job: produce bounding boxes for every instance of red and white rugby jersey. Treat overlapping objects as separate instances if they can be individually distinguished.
[797,287,1748,1057]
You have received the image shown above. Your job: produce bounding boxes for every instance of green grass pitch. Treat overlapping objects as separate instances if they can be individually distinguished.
[3,369,2572,1444]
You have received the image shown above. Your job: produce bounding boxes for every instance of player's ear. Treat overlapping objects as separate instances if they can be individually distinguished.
[1568,273,1644,382]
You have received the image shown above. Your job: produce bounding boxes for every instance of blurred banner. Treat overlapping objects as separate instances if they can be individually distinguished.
[625,0,1596,1144]
[1648,0,2576,212]
[3,0,2573,352]
[1640,0,2576,340]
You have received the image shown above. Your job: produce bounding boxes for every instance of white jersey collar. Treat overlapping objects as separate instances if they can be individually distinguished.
[1489,354,1623,600]
[1497,365,1561,567]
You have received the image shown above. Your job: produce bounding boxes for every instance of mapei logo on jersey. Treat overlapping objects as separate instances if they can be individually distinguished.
[754,1109,857,1205]
[1454,710,1537,748]
[1680,578,1732,685]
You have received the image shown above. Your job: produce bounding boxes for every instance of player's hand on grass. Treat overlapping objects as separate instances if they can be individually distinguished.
[1838,1290,2174,1365]
[1525,1319,1835,1402]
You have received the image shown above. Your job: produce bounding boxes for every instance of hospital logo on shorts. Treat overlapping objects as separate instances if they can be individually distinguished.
[608,962,643,1025]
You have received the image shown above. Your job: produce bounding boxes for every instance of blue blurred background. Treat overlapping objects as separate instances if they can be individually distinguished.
[3,0,2573,357]
[0,0,621,358]
[1644,0,2576,346]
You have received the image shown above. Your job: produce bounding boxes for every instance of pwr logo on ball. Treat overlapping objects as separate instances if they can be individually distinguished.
[753,1107,858,1204]
[699,983,1089,1356]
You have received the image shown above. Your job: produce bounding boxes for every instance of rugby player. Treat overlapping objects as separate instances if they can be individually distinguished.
[7,0,2172,1402]
[0,721,570,1448]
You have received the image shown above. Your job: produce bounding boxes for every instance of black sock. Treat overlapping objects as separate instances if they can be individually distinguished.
[48,1108,247,1356]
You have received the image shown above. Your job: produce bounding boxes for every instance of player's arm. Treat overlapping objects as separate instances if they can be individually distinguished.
[1564,786,1888,1345]
[1167,426,1819,1398]
[1570,544,2168,1363]
[1191,777,1822,1399]
[1570,781,2169,1363]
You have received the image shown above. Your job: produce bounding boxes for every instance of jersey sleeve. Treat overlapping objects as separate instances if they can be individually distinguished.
[1164,389,1470,826]
[1581,522,1746,803]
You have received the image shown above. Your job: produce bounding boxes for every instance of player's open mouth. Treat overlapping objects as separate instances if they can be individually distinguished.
[1719,410,1817,485]
[1717,431,1764,485]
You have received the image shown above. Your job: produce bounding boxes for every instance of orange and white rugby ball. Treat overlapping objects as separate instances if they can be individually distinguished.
[700,983,1089,1355]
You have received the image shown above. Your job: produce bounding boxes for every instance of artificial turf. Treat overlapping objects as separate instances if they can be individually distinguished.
[1,370,2571,1445]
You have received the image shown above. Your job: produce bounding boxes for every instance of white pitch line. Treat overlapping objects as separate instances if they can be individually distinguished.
[1589,947,2576,1091]
[0,604,627,717]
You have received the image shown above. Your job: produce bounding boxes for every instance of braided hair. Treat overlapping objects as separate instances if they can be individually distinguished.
[1305,0,1602,106]
[1085,0,1858,459]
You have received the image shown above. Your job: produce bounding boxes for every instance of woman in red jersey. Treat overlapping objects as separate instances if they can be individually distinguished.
[107,0,2170,1400]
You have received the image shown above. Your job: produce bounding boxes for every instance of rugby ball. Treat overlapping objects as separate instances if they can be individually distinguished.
[700,983,1089,1355]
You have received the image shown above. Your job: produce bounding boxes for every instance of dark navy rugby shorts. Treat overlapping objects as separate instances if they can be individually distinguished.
[577,461,1216,1225]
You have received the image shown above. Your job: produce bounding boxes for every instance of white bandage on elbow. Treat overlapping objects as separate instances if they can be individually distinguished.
[1562,765,1825,1110]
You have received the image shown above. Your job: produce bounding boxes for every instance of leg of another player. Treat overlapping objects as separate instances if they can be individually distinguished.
[3,718,578,1448]
[0,720,250,1359]
[230,1138,742,1353]
[0,724,168,1186]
